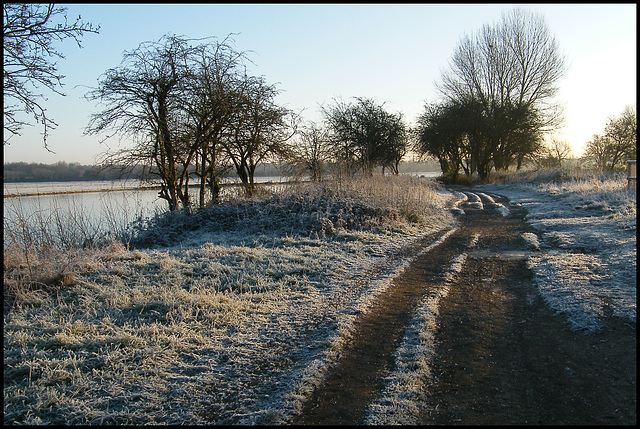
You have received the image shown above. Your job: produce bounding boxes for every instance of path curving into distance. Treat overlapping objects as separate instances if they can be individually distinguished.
[289,189,636,425]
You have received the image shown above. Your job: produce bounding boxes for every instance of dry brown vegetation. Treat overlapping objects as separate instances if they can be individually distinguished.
[4,175,456,424]
[3,169,635,424]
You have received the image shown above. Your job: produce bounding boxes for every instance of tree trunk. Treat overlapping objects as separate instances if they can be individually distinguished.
[199,148,207,208]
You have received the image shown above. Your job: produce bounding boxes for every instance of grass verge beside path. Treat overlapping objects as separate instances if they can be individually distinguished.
[4,175,456,425]
[5,168,635,424]
[481,169,636,332]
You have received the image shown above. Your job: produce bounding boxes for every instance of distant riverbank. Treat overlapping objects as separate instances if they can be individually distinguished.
[4,170,442,198]
[3,161,442,187]
[2,177,286,198]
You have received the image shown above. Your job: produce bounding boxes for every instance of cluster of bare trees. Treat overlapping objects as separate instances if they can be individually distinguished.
[83,31,411,212]
[3,3,409,212]
[320,97,408,176]
[290,121,332,182]
[583,105,637,172]
[84,34,297,210]
[415,8,567,182]
[534,139,573,169]
[16,4,628,207]
[289,98,410,182]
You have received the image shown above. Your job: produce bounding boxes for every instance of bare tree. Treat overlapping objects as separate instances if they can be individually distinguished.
[535,138,572,168]
[377,112,408,175]
[292,121,333,181]
[583,134,611,172]
[584,105,637,171]
[603,105,637,165]
[440,8,566,124]
[415,99,479,181]
[85,34,194,211]
[184,36,248,206]
[321,98,360,176]
[224,75,297,196]
[436,7,567,175]
[3,3,99,148]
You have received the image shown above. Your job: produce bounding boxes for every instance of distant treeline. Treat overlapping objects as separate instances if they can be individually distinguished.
[3,161,305,183]
[3,162,150,183]
[4,160,441,183]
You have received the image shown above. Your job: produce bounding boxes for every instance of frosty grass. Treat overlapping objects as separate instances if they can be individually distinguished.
[482,175,636,332]
[4,172,636,424]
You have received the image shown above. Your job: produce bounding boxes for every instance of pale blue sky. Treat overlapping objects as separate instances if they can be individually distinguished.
[3,3,636,164]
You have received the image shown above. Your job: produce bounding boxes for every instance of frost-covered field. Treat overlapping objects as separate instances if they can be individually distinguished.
[3,171,635,424]
[3,175,457,425]
[481,171,636,332]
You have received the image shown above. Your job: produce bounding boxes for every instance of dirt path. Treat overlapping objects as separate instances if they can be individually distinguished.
[291,189,636,425]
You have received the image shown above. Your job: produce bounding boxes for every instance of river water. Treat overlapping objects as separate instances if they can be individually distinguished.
[3,176,290,247]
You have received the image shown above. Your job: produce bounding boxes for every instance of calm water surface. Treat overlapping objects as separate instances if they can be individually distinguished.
[2,176,310,244]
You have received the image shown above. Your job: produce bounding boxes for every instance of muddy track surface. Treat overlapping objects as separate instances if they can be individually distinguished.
[291,188,636,425]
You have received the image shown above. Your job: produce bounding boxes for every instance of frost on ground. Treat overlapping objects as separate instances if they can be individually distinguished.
[477,192,510,217]
[3,176,458,425]
[481,173,636,332]
[450,191,467,215]
[4,172,635,425]
[365,233,480,425]
[521,232,541,250]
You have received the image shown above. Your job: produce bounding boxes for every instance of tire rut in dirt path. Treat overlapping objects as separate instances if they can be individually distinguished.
[291,189,635,425]
[291,227,473,425]
[421,189,636,425]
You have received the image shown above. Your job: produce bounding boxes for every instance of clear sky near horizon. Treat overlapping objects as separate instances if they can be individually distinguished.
[3,3,637,165]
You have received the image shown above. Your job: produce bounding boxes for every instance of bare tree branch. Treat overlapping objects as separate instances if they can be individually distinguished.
[3,3,99,148]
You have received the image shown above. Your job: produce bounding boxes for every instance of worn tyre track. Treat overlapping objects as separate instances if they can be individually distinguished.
[290,188,636,425]
[422,188,636,425]
[291,226,473,425]
[291,190,496,425]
